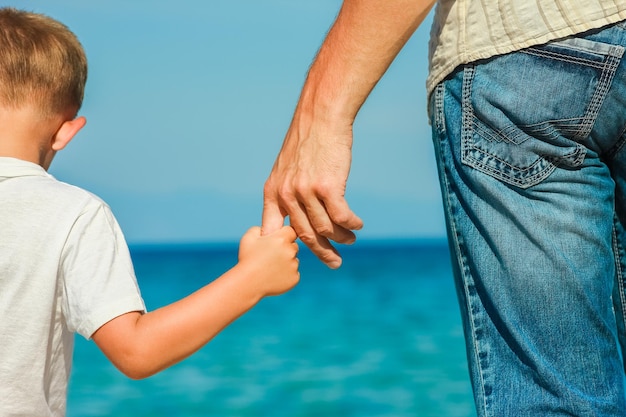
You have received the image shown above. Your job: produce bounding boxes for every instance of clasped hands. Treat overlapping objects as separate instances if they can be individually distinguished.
[261,122,363,269]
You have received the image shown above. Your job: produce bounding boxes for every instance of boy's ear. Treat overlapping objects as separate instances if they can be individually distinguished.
[51,116,87,151]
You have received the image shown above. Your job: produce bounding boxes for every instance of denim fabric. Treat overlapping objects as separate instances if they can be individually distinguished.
[430,21,626,416]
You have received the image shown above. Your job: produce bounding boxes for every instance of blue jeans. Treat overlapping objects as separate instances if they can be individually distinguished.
[430,21,626,416]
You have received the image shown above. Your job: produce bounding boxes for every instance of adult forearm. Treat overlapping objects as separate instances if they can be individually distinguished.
[297,0,436,127]
[262,0,436,268]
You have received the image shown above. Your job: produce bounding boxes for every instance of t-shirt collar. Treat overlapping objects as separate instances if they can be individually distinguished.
[0,157,49,178]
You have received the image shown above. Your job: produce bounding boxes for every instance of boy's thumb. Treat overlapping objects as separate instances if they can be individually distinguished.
[279,225,297,242]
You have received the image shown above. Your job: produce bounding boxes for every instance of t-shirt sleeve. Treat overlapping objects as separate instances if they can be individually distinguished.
[60,199,146,339]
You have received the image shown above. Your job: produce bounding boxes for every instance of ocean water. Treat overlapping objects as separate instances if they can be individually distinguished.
[67,240,477,417]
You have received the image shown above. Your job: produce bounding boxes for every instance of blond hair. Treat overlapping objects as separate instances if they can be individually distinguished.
[0,8,87,117]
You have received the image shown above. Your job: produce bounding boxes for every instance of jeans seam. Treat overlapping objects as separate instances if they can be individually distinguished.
[606,125,626,159]
[612,219,626,339]
[433,83,446,134]
[439,160,490,417]
[461,65,475,162]
[522,48,609,69]
[577,53,622,139]
[438,73,490,415]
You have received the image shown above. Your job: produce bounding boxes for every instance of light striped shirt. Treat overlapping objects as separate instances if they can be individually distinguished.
[427,0,626,94]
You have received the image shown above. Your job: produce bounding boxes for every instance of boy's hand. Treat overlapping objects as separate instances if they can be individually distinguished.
[238,225,300,296]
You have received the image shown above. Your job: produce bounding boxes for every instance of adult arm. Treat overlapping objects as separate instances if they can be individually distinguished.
[92,226,299,379]
[262,0,436,268]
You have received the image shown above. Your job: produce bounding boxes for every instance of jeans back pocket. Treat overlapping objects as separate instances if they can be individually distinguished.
[461,36,624,188]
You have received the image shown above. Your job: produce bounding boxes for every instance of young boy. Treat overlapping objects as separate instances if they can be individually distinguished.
[0,7,300,416]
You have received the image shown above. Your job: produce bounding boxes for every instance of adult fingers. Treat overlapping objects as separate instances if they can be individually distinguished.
[261,196,286,236]
[301,196,358,244]
[324,196,363,232]
[286,200,343,268]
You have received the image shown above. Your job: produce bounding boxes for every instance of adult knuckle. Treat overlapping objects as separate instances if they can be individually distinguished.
[263,177,280,196]
[277,184,297,204]
[312,221,333,237]
[298,232,317,246]
[293,178,312,198]
[312,180,333,198]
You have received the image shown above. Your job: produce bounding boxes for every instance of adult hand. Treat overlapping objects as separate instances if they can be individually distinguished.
[262,118,363,269]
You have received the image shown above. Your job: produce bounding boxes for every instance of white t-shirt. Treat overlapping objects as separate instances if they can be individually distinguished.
[0,157,146,416]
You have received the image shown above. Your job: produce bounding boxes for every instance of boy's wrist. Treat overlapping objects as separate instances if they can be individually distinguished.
[229,262,266,303]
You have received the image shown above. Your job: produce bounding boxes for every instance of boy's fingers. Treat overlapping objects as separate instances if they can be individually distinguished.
[280,225,298,242]
[247,226,262,236]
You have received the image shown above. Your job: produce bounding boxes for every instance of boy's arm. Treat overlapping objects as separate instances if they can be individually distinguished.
[92,226,299,379]
[262,0,436,268]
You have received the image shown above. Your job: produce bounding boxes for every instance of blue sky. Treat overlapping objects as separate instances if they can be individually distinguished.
[14,1,445,244]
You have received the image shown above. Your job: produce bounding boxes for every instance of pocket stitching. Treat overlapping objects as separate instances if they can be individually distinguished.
[460,64,558,189]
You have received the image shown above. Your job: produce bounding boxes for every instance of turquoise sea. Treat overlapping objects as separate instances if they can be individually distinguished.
[67,240,477,417]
